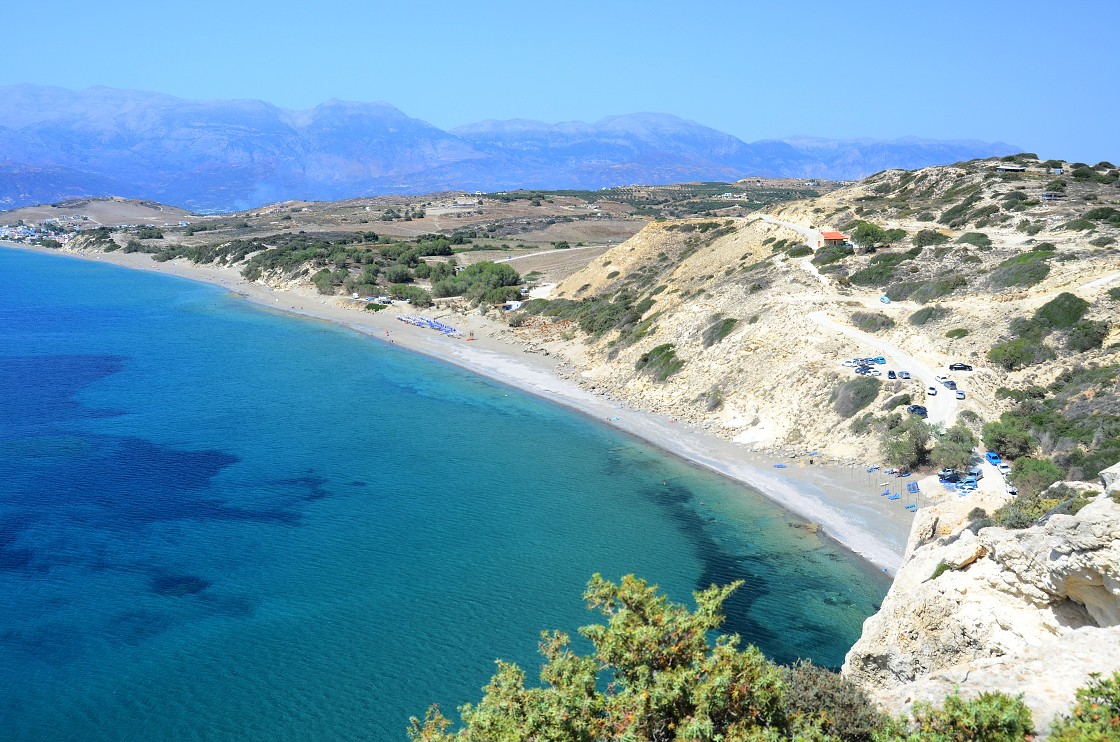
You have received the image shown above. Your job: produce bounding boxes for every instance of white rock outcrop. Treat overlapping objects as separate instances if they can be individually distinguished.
[843,481,1120,731]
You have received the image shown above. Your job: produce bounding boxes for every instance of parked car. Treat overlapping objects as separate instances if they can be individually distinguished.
[1006,486,1018,496]
[874,356,886,365]
[842,359,857,367]
[898,371,911,379]
[927,386,937,396]
[938,468,956,479]
[956,390,966,399]
[968,466,984,480]
[868,368,882,376]
[942,472,962,483]
[949,363,974,371]
[943,380,957,390]
[962,476,978,487]
[998,463,1011,475]
[880,296,891,304]
[986,451,1002,466]
[887,370,897,379]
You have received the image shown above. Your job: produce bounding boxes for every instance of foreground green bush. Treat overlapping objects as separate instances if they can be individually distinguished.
[1050,671,1120,740]
[410,575,1041,741]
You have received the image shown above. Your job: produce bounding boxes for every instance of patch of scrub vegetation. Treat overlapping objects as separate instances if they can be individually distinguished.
[989,246,1056,289]
[946,327,970,339]
[409,574,1047,742]
[848,247,923,287]
[832,376,881,418]
[851,311,895,333]
[909,305,949,325]
[701,316,738,348]
[984,363,1120,482]
[522,292,655,341]
[811,243,853,266]
[989,482,1093,527]
[635,343,684,381]
[912,229,950,247]
[885,276,967,303]
[956,232,991,247]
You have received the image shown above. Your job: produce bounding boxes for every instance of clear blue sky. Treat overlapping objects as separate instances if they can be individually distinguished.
[5,0,1117,162]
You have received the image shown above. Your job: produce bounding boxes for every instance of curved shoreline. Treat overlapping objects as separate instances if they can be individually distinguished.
[2,242,915,574]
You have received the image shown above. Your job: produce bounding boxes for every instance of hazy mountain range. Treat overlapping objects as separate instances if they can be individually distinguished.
[0,85,1018,212]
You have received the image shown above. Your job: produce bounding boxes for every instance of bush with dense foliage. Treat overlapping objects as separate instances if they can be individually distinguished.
[431,261,521,305]
[909,305,949,326]
[1035,292,1090,330]
[833,377,882,418]
[956,232,992,248]
[990,249,1054,289]
[1049,670,1120,740]
[851,311,896,333]
[994,482,1093,528]
[410,575,1045,741]
[932,424,979,471]
[881,414,932,468]
[912,229,950,247]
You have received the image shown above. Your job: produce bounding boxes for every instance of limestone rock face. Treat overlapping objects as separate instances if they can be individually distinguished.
[842,491,1120,728]
[1101,459,1120,495]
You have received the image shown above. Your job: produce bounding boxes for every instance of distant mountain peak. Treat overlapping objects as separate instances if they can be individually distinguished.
[0,85,1020,211]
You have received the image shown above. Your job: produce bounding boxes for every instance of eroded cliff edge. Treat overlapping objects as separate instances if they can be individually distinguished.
[843,461,1120,731]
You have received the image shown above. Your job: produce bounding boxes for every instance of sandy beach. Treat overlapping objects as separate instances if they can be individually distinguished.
[3,242,922,574]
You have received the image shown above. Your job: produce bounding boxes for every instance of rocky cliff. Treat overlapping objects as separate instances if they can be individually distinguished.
[842,461,1120,731]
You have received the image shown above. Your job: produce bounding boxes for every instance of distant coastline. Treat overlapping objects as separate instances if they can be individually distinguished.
[1,241,915,574]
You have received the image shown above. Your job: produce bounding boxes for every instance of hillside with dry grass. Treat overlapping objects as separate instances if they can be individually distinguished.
[509,155,1120,488]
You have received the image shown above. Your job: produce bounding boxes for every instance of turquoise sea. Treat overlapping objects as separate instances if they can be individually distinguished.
[0,246,889,740]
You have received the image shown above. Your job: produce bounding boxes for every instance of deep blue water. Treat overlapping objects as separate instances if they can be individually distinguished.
[0,247,889,740]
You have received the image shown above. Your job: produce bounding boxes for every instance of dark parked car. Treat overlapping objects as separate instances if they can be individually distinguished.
[906,404,928,417]
[949,363,973,371]
[887,370,897,379]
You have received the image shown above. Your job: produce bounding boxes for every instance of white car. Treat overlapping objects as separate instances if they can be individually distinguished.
[956,390,965,399]
[898,371,911,379]
[999,463,1011,475]
[842,360,857,367]
[927,386,937,396]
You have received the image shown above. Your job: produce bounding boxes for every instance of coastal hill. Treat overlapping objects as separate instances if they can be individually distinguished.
[512,155,1119,485]
[8,155,1120,732]
[0,84,1016,211]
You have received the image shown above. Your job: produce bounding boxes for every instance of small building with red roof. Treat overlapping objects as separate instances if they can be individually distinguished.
[821,231,847,247]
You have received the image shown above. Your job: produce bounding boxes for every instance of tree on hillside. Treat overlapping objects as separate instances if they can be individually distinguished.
[931,424,979,471]
[882,415,932,468]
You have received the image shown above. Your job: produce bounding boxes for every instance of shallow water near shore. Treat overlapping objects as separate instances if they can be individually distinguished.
[0,247,889,740]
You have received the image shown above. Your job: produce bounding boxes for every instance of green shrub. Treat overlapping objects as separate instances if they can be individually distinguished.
[1090,236,1116,247]
[1009,458,1064,497]
[912,229,951,247]
[910,305,949,326]
[990,250,1053,289]
[988,338,1054,370]
[701,316,738,348]
[832,377,882,418]
[812,243,853,266]
[606,270,620,279]
[786,245,813,258]
[635,343,684,381]
[909,691,1033,741]
[1050,671,1120,740]
[946,328,970,339]
[1062,218,1096,231]
[982,417,1037,458]
[1085,206,1120,224]
[781,660,888,741]
[385,264,413,283]
[1035,292,1090,329]
[957,232,992,248]
[851,312,895,333]
[882,393,912,411]
[1068,320,1110,352]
